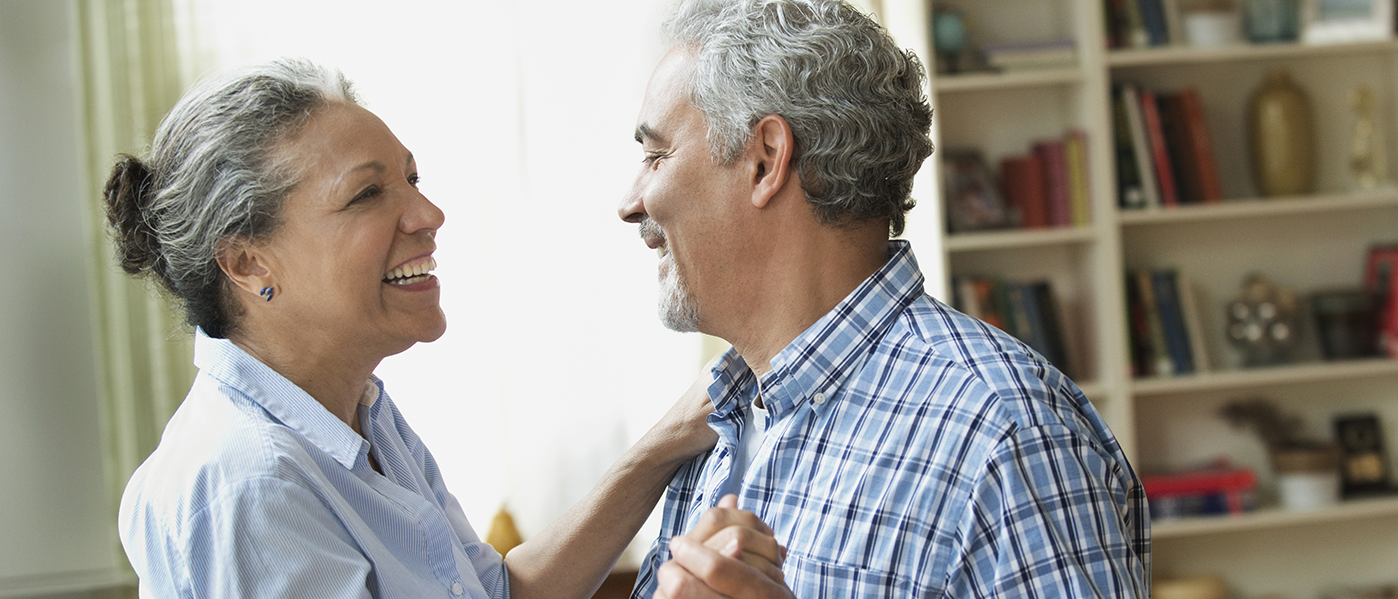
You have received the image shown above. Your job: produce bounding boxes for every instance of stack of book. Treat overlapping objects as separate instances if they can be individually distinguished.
[952,276,1073,377]
[1143,464,1259,520]
[981,39,1077,71]
[999,129,1093,229]
[1113,84,1223,210]
[1126,268,1211,378]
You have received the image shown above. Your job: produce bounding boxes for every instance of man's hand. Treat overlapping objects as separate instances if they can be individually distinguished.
[654,495,796,599]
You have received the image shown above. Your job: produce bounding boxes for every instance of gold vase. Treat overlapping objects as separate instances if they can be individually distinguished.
[1248,69,1316,197]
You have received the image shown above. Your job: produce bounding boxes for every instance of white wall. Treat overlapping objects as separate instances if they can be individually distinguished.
[0,0,126,595]
[185,0,704,559]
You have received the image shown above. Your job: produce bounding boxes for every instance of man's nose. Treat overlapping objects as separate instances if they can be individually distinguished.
[618,180,647,224]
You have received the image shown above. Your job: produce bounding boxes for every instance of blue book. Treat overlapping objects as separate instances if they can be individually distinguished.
[1137,0,1170,46]
[1152,270,1194,374]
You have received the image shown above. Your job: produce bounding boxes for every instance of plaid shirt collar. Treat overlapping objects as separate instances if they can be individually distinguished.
[706,240,924,423]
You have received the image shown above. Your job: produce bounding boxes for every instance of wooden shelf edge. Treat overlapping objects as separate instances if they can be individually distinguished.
[1107,39,1398,68]
[1117,189,1398,226]
[933,67,1084,93]
[1131,358,1398,396]
[944,226,1097,252]
[1151,495,1398,539]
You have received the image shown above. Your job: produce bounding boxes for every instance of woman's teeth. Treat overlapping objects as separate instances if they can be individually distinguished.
[385,257,437,285]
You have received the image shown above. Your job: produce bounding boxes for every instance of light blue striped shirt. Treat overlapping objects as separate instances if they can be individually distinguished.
[119,331,508,599]
[633,241,1150,598]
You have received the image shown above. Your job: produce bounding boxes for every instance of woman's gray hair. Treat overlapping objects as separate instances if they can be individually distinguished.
[103,58,358,338]
[664,0,933,237]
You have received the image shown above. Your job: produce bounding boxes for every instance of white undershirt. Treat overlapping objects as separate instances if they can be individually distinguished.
[729,395,771,491]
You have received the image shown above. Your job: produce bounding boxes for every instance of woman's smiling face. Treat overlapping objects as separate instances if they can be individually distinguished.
[256,102,446,358]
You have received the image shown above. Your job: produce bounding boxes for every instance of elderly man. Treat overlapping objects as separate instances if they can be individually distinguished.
[617,0,1151,597]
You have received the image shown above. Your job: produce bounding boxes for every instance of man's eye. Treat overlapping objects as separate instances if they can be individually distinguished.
[643,152,665,166]
[407,173,421,187]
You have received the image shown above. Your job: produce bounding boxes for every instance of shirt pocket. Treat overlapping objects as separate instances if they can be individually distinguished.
[782,551,925,599]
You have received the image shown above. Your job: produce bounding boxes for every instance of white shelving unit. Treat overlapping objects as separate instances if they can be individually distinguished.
[881,0,1398,597]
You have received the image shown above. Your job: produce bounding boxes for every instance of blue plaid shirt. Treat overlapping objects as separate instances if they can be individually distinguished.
[632,241,1150,598]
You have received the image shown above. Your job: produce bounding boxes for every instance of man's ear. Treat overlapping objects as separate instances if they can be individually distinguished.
[214,236,273,297]
[748,114,796,209]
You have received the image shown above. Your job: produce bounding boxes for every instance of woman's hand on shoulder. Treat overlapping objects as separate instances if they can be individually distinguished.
[643,368,719,465]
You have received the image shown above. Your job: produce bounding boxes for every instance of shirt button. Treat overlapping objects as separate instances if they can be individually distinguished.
[813,392,827,405]
[451,582,464,596]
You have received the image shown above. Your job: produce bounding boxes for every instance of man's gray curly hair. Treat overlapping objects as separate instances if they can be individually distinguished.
[664,0,934,237]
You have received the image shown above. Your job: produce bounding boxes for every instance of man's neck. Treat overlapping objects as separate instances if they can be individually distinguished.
[721,230,890,378]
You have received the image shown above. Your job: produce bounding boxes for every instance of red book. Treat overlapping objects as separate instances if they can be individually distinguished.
[1000,154,1049,229]
[1142,467,1257,498]
[1138,88,1179,207]
[1178,88,1224,203]
[1159,93,1203,204]
[1033,140,1071,226]
[1365,245,1398,357]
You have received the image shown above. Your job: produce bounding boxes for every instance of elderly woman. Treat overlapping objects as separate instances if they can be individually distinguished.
[104,58,761,599]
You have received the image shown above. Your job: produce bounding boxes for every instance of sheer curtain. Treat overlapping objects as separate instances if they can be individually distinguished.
[74,0,198,578]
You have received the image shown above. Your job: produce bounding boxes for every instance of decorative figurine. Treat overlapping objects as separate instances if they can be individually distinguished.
[1226,273,1300,366]
[1349,85,1388,190]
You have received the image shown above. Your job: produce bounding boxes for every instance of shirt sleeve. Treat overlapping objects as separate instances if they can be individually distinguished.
[184,476,374,599]
[946,424,1150,598]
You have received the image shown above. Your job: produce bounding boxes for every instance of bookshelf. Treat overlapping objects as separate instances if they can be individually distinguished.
[881,0,1398,596]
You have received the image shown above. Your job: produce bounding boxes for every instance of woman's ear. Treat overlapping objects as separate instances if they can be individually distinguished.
[748,114,796,209]
[215,236,273,297]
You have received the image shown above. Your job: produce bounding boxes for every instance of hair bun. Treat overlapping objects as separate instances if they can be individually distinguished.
[103,155,162,276]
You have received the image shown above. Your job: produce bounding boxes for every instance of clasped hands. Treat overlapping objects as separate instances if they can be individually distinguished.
[654,494,796,599]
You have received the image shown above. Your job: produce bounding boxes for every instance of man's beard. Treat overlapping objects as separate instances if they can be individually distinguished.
[641,219,701,332]
[659,262,701,333]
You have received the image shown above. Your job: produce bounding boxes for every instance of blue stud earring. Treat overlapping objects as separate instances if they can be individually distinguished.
[259,287,274,302]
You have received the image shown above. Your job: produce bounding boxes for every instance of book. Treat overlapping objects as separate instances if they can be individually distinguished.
[1177,88,1224,203]
[957,277,1071,375]
[982,39,1077,71]
[1138,0,1171,45]
[1121,84,1162,209]
[1001,154,1050,229]
[1176,269,1212,373]
[1136,269,1176,376]
[1032,280,1073,376]
[1143,465,1258,519]
[1121,0,1150,47]
[1138,88,1180,207]
[1125,271,1153,377]
[1064,129,1092,226]
[1152,269,1195,374]
[944,149,1011,232]
[1158,92,1203,203]
[1112,87,1147,209]
[1004,282,1039,353]
[1034,139,1072,227]
[1365,244,1398,357]
[1104,0,1132,48]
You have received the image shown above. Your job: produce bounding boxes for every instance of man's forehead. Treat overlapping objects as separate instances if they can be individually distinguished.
[634,46,698,141]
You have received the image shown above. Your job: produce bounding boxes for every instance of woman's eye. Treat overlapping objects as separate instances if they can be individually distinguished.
[351,186,381,204]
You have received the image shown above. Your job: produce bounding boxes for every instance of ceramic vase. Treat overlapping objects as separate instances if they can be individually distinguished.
[1248,69,1316,197]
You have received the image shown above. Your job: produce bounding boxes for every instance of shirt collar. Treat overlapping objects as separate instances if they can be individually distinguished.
[192,328,377,469]
[708,240,925,419]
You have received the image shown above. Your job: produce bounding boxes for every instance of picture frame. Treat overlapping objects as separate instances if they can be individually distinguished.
[942,149,1012,233]
[1301,0,1394,44]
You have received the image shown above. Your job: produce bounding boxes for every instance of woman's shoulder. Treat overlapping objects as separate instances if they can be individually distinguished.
[121,375,335,523]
